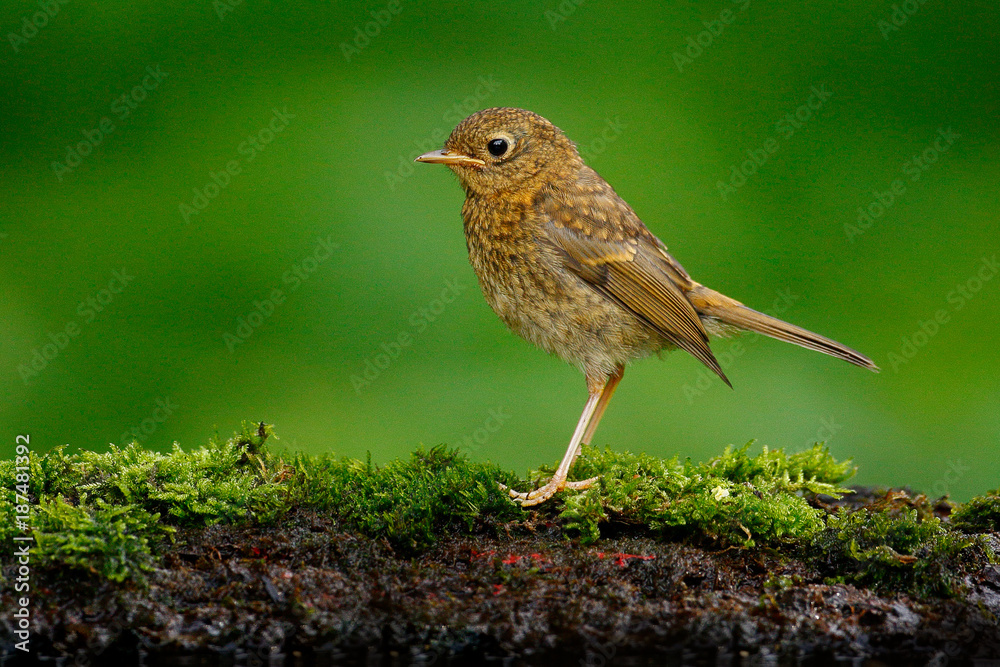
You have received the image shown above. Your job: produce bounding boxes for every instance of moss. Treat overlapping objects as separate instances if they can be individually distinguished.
[0,426,993,602]
[810,491,994,597]
[951,489,1000,532]
[0,422,284,584]
[557,442,854,546]
[0,426,525,580]
[32,497,165,583]
[289,444,526,553]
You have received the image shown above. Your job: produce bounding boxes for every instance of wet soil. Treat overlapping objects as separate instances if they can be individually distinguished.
[4,500,1000,665]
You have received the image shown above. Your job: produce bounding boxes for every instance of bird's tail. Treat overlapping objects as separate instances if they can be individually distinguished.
[687,285,879,372]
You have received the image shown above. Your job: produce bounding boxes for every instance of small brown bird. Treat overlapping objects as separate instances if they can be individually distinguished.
[416,107,877,506]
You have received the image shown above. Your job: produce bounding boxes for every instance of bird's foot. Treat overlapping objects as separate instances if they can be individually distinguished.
[498,476,599,507]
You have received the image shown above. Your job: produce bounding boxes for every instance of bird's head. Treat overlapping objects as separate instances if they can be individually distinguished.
[415,107,580,197]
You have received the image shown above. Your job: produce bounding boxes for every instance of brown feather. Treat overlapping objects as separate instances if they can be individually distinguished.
[425,107,877,386]
[545,223,731,386]
[415,107,881,507]
[687,285,879,372]
[535,171,731,387]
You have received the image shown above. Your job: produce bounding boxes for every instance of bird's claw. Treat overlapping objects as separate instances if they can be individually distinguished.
[498,476,598,507]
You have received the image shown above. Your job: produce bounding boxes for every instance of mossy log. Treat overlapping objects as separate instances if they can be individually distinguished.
[2,423,999,662]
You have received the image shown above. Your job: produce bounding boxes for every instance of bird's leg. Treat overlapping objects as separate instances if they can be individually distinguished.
[579,365,625,451]
[500,390,601,506]
[501,371,620,506]
[561,366,623,491]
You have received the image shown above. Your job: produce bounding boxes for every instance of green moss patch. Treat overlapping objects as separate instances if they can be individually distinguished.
[952,489,1000,533]
[557,442,854,546]
[1,424,996,602]
[811,490,994,597]
[287,443,526,553]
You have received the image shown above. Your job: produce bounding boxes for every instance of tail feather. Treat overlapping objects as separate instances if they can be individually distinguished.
[688,285,879,372]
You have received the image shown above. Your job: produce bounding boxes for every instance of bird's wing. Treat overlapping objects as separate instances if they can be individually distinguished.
[534,172,730,386]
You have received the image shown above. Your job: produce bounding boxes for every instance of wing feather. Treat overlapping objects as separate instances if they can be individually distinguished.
[542,212,730,386]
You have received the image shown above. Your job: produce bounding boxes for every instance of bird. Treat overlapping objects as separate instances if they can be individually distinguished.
[415,107,878,507]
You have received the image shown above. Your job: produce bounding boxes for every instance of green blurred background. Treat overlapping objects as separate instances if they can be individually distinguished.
[2,1,997,500]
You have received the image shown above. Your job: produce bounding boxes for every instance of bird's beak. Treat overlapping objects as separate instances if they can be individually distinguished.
[414,149,485,168]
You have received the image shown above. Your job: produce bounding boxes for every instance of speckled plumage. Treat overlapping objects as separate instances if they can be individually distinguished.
[445,108,732,385]
[416,107,877,505]
[461,171,665,382]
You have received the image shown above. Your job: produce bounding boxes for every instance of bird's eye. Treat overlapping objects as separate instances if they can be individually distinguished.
[487,138,509,157]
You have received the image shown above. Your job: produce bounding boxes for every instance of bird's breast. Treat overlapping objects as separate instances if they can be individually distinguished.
[460,194,661,376]
[461,195,545,323]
